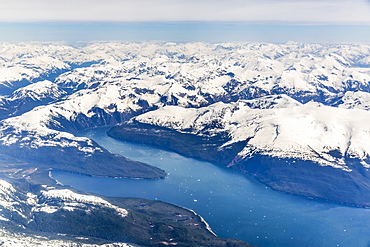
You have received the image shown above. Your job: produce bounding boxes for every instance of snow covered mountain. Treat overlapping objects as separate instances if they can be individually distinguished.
[0,178,128,225]
[0,229,133,247]
[0,177,133,246]
[109,95,370,206]
[0,80,68,119]
[0,175,250,247]
[0,42,370,216]
[129,97,370,171]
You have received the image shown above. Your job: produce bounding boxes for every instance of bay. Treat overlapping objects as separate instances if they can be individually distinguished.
[52,128,370,247]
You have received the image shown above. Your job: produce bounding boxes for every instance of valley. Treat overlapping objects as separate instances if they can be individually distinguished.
[0,41,370,246]
[54,128,370,247]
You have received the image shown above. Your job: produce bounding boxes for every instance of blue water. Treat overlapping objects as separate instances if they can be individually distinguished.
[52,128,370,247]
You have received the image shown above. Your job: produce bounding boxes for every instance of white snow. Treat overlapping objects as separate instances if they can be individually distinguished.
[39,189,128,217]
[338,91,370,110]
[0,40,370,245]
[0,178,130,237]
[135,96,370,171]
[0,228,134,247]
[0,41,370,174]
[0,178,129,231]
[9,80,66,101]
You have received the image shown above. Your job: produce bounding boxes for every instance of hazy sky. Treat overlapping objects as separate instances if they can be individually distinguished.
[2,0,370,24]
[0,0,370,42]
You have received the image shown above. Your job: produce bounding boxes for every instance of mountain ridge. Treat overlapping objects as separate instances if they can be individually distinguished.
[1,41,370,204]
[1,41,370,244]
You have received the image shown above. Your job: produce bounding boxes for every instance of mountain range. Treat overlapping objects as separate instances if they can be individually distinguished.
[0,41,370,244]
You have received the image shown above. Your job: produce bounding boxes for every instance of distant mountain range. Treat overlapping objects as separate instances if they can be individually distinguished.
[0,41,370,244]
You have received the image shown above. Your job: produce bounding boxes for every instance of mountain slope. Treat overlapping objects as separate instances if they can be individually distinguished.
[1,41,370,205]
[0,175,254,247]
[108,95,370,206]
[1,41,370,243]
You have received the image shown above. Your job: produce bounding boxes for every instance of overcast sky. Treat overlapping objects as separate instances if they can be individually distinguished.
[2,0,370,23]
[0,0,370,42]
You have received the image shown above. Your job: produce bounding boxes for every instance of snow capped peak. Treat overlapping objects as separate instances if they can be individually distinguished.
[0,178,133,246]
[0,42,369,153]
[338,91,370,110]
[1,41,370,208]
[10,80,67,101]
[38,189,128,217]
[134,95,370,171]
[0,229,133,247]
[0,178,129,220]
[0,180,15,193]
[242,94,302,109]
[234,103,370,169]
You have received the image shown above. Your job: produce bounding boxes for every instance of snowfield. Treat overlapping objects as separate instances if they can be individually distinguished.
[0,228,133,247]
[0,41,370,206]
[0,179,128,222]
[134,99,370,171]
[0,177,133,246]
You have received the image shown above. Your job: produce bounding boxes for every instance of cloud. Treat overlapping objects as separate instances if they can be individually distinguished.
[1,0,370,24]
